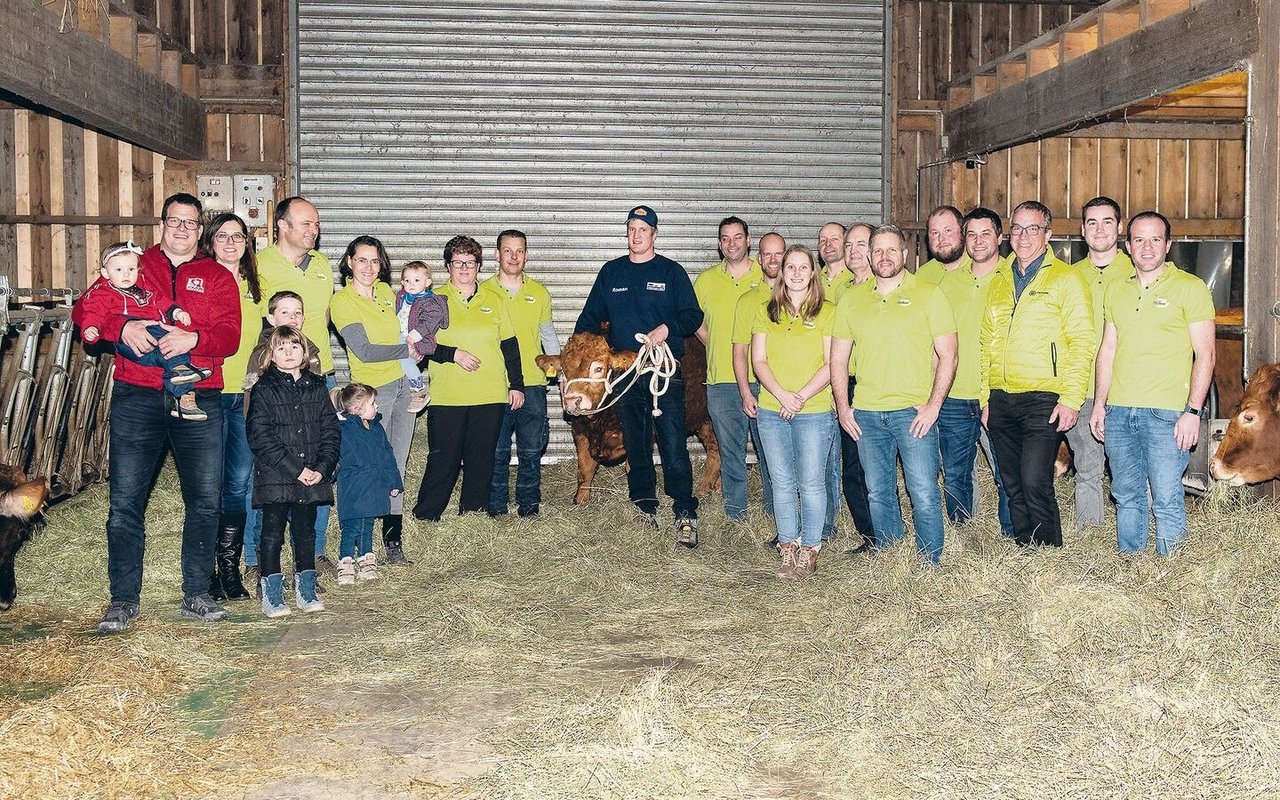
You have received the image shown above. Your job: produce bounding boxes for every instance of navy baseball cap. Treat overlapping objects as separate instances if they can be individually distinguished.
[627,205,658,229]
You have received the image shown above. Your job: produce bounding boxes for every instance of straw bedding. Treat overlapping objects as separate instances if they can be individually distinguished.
[2,449,1279,799]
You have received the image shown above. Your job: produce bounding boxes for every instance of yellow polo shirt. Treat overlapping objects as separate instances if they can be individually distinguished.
[731,282,773,384]
[938,255,1011,401]
[1103,264,1215,412]
[821,267,854,304]
[915,254,971,286]
[221,276,266,394]
[833,272,956,411]
[694,258,763,385]
[751,301,836,414]
[1071,249,1136,398]
[330,281,403,388]
[256,244,336,373]
[482,274,554,387]
[428,282,516,406]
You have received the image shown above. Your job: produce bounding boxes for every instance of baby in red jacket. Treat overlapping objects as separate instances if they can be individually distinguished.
[75,241,210,419]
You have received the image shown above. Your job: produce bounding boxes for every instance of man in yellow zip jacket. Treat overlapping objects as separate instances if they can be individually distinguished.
[979,201,1095,548]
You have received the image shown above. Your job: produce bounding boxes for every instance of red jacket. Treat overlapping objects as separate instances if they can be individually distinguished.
[72,245,241,390]
[73,279,169,341]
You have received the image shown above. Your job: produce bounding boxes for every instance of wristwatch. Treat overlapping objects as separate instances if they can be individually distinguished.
[1184,404,1201,416]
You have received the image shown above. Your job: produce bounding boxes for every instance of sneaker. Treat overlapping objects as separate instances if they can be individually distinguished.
[406,384,430,414]
[294,570,325,613]
[336,557,357,586]
[385,539,413,566]
[170,392,208,421]
[776,542,799,579]
[260,575,290,618]
[315,555,338,578]
[357,552,380,582]
[675,517,698,549]
[517,504,540,518]
[96,601,140,633]
[180,593,229,622]
[794,546,819,578]
[169,364,211,385]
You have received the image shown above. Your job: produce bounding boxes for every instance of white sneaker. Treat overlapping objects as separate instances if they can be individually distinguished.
[336,557,356,586]
[357,552,380,582]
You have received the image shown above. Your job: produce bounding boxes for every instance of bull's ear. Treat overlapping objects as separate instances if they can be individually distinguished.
[0,478,47,521]
[612,351,638,371]
[535,355,561,377]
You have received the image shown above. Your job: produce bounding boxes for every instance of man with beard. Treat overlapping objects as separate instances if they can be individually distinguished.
[817,222,852,299]
[695,216,764,523]
[731,231,784,525]
[832,225,957,564]
[916,206,969,285]
[1068,196,1134,532]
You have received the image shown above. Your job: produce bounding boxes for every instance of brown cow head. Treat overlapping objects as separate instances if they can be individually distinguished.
[1210,363,1280,486]
[1,465,48,611]
[536,332,638,414]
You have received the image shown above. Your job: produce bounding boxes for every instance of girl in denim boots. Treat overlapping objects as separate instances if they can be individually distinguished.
[246,325,341,617]
[334,383,403,584]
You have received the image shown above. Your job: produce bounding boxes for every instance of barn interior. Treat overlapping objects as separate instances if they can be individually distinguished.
[2,1,1279,797]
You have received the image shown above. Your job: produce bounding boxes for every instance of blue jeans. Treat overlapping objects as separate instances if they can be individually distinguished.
[746,383,774,517]
[220,394,252,513]
[1104,406,1191,555]
[855,408,945,564]
[824,426,841,539]
[938,397,1014,534]
[706,383,751,520]
[116,324,196,397]
[339,516,376,560]
[615,368,697,518]
[489,385,550,514]
[756,409,834,547]
[106,382,223,603]
[399,356,422,385]
[244,374,335,564]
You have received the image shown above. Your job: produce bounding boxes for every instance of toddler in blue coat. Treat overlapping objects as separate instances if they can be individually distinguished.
[335,383,405,583]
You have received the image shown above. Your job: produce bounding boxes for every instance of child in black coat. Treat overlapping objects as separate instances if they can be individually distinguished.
[246,325,340,618]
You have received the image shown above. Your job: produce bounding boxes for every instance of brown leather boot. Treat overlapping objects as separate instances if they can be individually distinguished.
[776,542,799,579]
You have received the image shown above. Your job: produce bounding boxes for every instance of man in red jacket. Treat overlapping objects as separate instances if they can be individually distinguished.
[73,192,242,632]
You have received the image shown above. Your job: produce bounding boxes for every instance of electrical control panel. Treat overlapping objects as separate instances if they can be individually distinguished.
[196,175,233,213]
[234,174,275,227]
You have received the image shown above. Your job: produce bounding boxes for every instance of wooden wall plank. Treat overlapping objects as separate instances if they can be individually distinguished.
[1157,138,1188,219]
[1216,138,1245,218]
[893,129,918,221]
[227,113,260,161]
[898,1,921,102]
[1009,141,1039,205]
[1186,138,1218,218]
[62,122,88,289]
[1098,139,1129,212]
[98,132,120,249]
[230,0,260,64]
[261,115,285,163]
[980,3,1009,64]
[1244,0,1280,370]
[0,109,16,285]
[47,117,65,288]
[1038,137,1070,217]
[198,0,228,64]
[261,0,284,66]
[1127,138,1159,211]
[981,149,1010,217]
[951,162,980,213]
[1068,137,1099,215]
[14,110,32,288]
[1010,4,1041,50]
[206,113,228,161]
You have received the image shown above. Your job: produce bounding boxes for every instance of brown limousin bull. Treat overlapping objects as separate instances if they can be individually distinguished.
[537,331,721,505]
[0,465,49,610]
[1209,363,1280,485]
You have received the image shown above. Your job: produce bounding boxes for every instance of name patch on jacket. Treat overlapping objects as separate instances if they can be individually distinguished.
[185,277,205,293]
[646,282,666,292]
[612,287,628,293]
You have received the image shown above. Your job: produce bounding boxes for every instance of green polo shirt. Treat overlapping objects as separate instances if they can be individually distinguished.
[833,272,956,411]
[1071,249,1136,398]
[751,300,836,414]
[695,258,764,385]
[221,276,266,394]
[938,255,1010,401]
[821,267,854,304]
[731,282,773,384]
[428,282,516,406]
[915,254,971,286]
[330,281,403,388]
[482,274,554,387]
[1103,264,1215,412]
[257,244,336,373]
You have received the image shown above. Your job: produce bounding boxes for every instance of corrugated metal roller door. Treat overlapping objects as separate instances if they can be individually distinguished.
[295,0,889,459]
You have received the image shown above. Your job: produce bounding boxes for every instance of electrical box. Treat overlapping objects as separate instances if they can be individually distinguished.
[196,175,233,213]
[234,174,275,228]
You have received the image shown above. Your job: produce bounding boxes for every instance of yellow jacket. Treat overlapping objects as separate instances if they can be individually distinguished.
[980,250,1096,409]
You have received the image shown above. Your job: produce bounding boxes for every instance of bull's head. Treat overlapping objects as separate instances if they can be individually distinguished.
[0,466,47,521]
[1209,363,1280,486]
[537,332,638,414]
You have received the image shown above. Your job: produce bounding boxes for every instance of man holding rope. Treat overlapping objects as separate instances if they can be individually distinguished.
[575,206,705,546]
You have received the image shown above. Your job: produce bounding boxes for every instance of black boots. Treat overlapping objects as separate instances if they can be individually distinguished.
[381,513,413,565]
[211,512,252,601]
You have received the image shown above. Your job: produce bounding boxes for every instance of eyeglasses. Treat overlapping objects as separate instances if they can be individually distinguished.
[449,260,479,269]
[1009,224,1046,237]
[213,233,247,244]
[163,216,201,230]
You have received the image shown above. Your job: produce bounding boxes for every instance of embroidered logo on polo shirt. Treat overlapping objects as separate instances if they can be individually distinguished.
[480,306,493,314]
[803,320,816,329]
[524,295,536,303]
[1153,297,1170,308]
[185,277,205,293]
[897,297,912,306]
[646,282,666,291]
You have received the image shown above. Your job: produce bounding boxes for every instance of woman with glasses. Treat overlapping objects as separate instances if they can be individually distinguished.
[200,213,263,601]
[330,235,419,564]
[411,235,524,524]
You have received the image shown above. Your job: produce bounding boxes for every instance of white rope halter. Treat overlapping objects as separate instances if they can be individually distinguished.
[561,333,678,418]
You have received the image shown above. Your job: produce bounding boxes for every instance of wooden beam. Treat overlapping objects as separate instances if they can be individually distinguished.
[201,64,285,115]
[0,2,205,160]
[1245,0,1280,370]
[1059,120,1244,139]
[945,0,1259,159]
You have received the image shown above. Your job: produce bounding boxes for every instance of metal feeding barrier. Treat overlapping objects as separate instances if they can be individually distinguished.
[1,278,114,501]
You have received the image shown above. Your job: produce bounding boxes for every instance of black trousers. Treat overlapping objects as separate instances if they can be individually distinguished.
[258,502,318,575]
[987,390,1064,547]
[839,376,875,544]
[414,403,507,521]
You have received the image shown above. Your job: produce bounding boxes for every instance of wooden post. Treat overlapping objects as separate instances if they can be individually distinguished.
[1245,0,1280,370]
